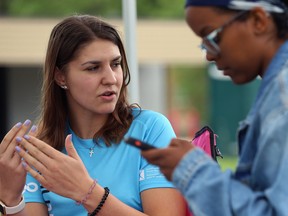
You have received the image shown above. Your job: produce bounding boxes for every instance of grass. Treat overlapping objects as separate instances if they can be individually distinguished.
[218,156,238,171]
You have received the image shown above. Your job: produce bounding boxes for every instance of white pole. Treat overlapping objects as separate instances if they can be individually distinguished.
[122,0,140,104]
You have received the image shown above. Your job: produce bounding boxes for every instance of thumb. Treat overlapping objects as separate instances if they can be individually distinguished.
[65,134,81,161]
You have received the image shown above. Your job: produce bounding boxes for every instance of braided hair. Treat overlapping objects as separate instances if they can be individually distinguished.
[271,0,288,38]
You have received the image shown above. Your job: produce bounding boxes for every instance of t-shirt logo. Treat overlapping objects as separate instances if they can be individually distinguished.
[24,182,39,193]
[139,170,145,181]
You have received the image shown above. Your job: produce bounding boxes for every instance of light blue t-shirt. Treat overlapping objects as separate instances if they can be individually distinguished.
[24,109,176,215]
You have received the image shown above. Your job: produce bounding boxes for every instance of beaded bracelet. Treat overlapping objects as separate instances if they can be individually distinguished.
[76,179,97,205]
[88,187,110,216]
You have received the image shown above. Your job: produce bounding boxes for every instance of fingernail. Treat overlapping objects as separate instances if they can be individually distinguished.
[16,137,22,142]
[31,125,37,132]
[15,122,22,128]
[24,135,30,140]
[22,161,27,168]
[15,146,21,152]
[24,119,31,126]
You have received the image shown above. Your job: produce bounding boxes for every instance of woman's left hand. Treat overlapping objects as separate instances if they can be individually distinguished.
[15,134,94,202]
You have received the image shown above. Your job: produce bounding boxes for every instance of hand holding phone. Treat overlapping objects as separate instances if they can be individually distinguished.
[124,137,156,151]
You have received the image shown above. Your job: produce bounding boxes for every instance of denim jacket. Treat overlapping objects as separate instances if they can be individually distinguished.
[173,41,288,216]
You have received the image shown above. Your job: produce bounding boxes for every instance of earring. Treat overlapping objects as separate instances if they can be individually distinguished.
[61,85,68,90]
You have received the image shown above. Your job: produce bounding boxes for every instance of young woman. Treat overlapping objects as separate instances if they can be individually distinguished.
[142,0,288,215]
[0,15,185,216]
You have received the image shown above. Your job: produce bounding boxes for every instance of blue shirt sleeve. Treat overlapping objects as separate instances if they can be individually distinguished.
[131,110,176,192]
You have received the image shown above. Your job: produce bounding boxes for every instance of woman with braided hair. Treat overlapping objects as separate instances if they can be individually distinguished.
[142,0,288,215]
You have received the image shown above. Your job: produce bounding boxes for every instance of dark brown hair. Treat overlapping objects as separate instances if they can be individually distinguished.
[36,15,138,150]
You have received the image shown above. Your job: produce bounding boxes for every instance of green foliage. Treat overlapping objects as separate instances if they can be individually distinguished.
[137,0,185,19]
[8,0,122,17]
[218,156,238,171]
[6,0,185,18]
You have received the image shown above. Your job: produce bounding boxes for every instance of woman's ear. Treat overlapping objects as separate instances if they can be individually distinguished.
[54,67,68,89]
[250,7,272,35]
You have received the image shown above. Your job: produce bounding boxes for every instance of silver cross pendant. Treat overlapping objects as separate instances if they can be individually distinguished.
[89,148,94,157]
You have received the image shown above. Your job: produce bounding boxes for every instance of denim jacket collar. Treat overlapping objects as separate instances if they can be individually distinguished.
[239,41,288,129]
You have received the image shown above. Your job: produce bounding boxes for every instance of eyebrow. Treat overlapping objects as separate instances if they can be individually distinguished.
[81,55,122,66]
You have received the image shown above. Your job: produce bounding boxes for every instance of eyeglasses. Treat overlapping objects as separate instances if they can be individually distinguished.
[200,11,249,56]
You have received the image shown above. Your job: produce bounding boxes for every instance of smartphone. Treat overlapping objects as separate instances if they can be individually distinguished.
[124,137,156,151]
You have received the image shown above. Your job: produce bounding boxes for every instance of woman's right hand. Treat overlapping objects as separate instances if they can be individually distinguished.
[141,138,195,181]
[0,120,35,206]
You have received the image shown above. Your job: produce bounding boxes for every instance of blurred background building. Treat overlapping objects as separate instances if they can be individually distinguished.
[0,0,260,156]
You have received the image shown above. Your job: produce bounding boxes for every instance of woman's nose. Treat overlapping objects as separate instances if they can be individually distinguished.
[102,67,117,84]
[206,51,217,62]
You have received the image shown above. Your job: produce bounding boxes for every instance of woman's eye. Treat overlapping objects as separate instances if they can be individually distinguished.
[214,34,221,44]
[112,62,121,68]
[87,66,99,71]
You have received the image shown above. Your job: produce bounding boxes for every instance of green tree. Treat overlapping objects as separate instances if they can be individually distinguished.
[137,0,185,19]
[6,0,185,19]
[7,0,122,17]
[0,0,9,16]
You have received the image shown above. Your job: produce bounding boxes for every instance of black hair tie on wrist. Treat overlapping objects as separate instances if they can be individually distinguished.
[88,187,110,216]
